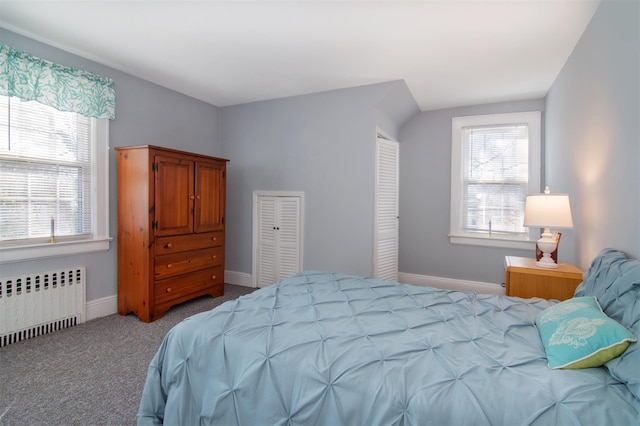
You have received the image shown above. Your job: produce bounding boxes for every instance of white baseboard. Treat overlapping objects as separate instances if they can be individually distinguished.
[85,271,501,322]
[84,271,501,322]
[86,295,117,321]
[85,272,255,322]
[224,269,503,295]
[225,270,255,288]
[398,272,505,295]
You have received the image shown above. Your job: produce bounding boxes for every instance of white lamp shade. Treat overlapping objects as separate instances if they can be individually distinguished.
[523,194,573,229]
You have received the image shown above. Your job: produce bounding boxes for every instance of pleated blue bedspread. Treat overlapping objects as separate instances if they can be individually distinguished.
[138,271,640,425]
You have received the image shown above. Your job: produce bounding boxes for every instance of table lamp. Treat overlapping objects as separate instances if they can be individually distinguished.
[523,187,573,268]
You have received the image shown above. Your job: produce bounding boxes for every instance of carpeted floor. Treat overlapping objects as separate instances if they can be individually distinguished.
[0,284,256,426]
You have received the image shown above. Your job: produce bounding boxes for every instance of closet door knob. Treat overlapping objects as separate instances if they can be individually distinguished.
[190,195,195,200]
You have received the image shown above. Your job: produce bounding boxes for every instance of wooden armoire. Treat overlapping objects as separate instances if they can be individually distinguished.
[116,145,228,322]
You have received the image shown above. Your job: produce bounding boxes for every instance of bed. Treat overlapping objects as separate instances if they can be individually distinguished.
[138,248,640,425]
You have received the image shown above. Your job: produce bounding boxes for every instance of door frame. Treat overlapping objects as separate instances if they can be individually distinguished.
[252,190,305,288]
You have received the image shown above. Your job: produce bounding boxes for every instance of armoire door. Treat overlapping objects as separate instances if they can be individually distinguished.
[194,160,226,233]
[253,192,303,288]
[154,155,194,236]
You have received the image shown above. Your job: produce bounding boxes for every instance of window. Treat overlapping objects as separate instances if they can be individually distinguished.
[0,96,110,262]
[450,111,540,249]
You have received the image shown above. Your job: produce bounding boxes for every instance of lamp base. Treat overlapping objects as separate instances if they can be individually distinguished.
[536,230,559,268]
[536,255,558,268]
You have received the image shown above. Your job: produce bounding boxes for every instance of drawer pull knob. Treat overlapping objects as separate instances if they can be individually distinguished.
[165,243,173,248]
[212,255,217,259]
[166,287,172,293]
[211,275,217,280]
[212,237,217,242]
[167,264,173,268]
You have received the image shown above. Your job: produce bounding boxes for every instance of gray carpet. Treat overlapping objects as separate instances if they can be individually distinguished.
[0,284,256,426]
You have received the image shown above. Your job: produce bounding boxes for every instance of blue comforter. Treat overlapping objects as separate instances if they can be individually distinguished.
[138,271,640,425]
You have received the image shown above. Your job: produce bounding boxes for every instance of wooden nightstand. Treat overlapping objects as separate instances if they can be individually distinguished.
[504,256,583,300]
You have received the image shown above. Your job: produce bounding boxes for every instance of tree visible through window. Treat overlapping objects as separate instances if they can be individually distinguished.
[0,96,93,244]
[0,45,113,261]
[450,111,540,248]
[463,124,529,236]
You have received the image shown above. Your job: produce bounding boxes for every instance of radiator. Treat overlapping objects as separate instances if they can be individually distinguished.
[0,268,86,347]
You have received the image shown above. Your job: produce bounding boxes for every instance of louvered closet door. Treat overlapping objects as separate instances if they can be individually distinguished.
[276,197,301,279]
[255,194,302,288]
[257,197,277,287]
[374,137,399,281]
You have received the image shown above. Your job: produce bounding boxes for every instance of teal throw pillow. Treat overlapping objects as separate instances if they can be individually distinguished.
[535,296,637,369]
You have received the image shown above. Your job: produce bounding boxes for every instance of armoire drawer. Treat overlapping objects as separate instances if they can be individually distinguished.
[154,266,223,305]
[155,231,224,254]
[154,246,224,279]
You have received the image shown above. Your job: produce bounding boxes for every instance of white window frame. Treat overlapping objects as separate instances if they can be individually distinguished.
[0,115,111,264]
[449,111,540,249]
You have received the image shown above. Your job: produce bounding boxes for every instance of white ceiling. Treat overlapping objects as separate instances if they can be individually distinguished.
[0,1,600,111]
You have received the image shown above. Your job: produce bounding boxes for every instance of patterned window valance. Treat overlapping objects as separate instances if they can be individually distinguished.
[0,44,115,120]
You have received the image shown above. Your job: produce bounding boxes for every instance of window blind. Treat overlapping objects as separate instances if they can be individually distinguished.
[0,96,93,244]
[462,124,529,235]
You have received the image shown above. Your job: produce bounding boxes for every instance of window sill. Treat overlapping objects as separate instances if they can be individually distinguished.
[449,234,536,250]
[0,237,112,264]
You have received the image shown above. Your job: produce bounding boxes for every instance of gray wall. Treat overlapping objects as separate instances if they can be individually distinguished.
[3,0,636,304]
[398,99,545,285]
[220,81,419,278]
[398,0,640,283]
[545,0,640,269]
[0,30,221,302]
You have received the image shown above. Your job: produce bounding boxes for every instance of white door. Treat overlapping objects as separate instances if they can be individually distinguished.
[256,197,277,287]
[374,136,399,281]
[254,192,303,287]
[276,197,302,279]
